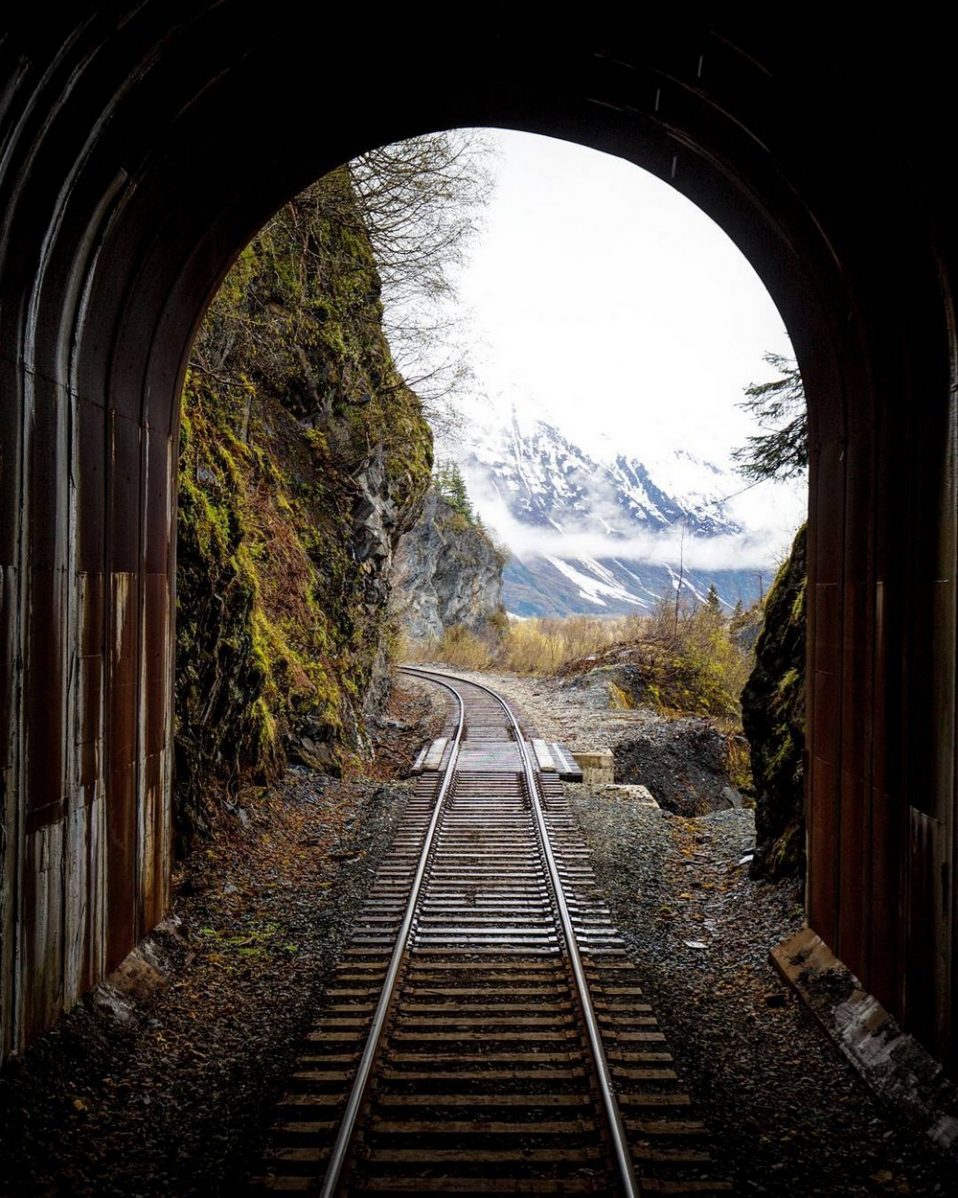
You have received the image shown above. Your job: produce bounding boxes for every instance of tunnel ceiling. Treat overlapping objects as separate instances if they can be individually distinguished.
[1,9,951,416]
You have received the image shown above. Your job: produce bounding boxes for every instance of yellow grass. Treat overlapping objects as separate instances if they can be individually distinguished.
[404,614,645,674]
[403,597,756,730]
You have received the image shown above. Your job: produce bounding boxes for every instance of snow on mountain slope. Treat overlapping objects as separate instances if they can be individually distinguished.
[543,555,644,608]
[455,409,774,617]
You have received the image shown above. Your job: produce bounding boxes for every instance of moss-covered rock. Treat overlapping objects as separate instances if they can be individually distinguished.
[741,524,807,882]
[175,169,432,847]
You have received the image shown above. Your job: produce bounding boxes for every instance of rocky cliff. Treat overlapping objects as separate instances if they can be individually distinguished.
[175,170,432,844]
[741,524,807,882]
[391,485,506,640]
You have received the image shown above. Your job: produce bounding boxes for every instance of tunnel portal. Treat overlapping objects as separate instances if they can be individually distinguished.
[0,9,956,1065]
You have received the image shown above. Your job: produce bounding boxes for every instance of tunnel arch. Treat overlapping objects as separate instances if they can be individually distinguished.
[1,8,955,1064]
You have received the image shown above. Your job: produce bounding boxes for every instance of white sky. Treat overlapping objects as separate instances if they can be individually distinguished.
[406,128,807,556]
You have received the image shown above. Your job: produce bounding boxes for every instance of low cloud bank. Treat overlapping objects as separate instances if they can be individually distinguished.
[472,490,799,572]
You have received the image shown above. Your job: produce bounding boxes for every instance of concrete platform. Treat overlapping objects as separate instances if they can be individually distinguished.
[572,749,614,785]
[771,927,958,1153]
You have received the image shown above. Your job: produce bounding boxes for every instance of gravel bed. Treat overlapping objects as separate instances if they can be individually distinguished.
[570,789,954,1195]
[420,664,661,747]
[423,665,740,812]
[4,667,953,1194]
[418,665,954,1193]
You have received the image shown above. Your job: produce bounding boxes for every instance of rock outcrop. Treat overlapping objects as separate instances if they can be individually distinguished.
[391,485,506,640]
[741,524,807,882]
[613,719,742,816]
[175,170,432,846]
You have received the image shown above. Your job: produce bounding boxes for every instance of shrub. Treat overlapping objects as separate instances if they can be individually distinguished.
[637,594,752,720]
[433,624,493,670]
[403,598,755,727]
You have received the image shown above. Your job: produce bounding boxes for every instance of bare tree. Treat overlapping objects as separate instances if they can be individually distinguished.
[349,130,495,428]
[190,133,494,442]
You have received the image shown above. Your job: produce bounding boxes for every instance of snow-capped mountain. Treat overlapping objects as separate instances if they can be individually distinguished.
[455,410,770,617]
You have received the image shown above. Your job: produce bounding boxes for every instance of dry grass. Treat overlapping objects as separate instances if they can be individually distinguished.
[420,625,492,670]
[404,597,757,731]
[404,614,645,674]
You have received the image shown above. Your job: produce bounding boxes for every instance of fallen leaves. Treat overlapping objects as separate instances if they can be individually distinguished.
[0,762,415,1195]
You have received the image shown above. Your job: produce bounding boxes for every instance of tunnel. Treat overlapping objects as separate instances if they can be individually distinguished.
[0,8,955,1067]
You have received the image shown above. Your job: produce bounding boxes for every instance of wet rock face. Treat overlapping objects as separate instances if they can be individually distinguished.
[391,487,505,639]
[175,170,432,847]
[613,719,739,816]
[352,448,398,567]
[741,524,807,882]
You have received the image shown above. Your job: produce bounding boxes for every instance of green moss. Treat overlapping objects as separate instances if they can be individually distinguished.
[174,168,432,848]
[790,575,807,624]
[741,524,807,883]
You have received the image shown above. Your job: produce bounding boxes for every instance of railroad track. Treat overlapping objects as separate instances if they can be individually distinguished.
[252,668,728,1195]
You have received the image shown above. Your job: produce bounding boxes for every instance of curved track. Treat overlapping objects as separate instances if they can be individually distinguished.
[254,668,727,1196]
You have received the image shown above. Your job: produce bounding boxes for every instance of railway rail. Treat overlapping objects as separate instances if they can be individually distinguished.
[253,668,728,1195]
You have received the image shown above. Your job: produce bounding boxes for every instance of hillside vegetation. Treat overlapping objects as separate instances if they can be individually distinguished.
[175,169,432,845]
[741,525,807,880]
[409,596,757,722]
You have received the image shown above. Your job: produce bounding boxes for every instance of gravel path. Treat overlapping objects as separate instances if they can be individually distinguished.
[571,790,954,1195]
[0,773,410,1197]
[0,681,441,1197]
[422,664,662,747]
[422,664,742,814]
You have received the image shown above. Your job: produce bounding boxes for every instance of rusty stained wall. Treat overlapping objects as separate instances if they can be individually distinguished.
[1,366,175,1053]
[803,236,958,1060]
[0,9,172,1057]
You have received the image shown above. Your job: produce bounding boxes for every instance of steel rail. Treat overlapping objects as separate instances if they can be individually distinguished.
[318,675,465,1198]
[405,666,640,1198]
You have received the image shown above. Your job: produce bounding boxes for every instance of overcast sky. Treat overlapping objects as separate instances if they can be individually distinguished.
[404,128,807,555]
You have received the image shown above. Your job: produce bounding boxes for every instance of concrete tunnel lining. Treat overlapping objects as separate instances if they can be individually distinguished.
[0,6,956,1064]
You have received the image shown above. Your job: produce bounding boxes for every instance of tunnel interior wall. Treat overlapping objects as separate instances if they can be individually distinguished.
[0,8,956,1065]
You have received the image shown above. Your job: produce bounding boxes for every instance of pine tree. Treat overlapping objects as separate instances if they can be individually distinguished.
[731,352,807,482]
[434,460,475,524]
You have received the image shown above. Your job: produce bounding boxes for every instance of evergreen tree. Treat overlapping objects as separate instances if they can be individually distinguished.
[732,352,807,482]
[434,460,475,523]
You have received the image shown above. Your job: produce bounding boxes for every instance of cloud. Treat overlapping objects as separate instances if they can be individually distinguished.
[468,481,799,572]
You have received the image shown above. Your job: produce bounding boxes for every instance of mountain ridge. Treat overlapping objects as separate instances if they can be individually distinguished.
[455,411,769,617]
